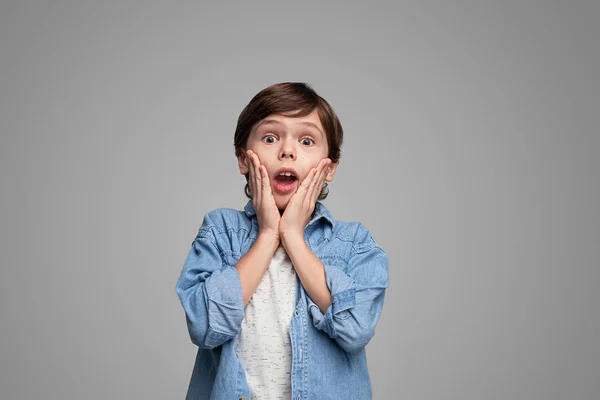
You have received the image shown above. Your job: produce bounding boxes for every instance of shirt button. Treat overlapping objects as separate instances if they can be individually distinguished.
[240,397,246,400]
[297,395,301,400]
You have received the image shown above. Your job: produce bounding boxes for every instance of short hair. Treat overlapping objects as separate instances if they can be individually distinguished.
[233,82,344,200]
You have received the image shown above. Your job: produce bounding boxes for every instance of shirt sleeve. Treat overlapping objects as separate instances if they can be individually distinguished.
[175,213,245,349]
[307,225,389,354]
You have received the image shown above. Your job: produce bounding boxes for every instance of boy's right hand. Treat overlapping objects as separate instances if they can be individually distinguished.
[246,150,280,240]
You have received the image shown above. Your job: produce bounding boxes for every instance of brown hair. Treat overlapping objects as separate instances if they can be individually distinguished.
[233,82,344,200]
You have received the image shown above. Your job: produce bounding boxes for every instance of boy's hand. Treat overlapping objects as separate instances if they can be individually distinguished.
[279,158,332,239]
[246,150,280,239]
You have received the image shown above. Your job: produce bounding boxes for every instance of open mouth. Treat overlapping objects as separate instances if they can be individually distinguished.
[275,172,297,183]
[273,172,298,193]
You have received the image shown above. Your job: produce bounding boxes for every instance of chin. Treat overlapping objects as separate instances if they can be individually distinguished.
[275,198,290,212]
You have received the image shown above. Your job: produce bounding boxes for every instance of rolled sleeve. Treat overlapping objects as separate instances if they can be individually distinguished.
[308,239,388,354]
[203,266,245,347]
[308,265,355,337]
[175,217,245,349]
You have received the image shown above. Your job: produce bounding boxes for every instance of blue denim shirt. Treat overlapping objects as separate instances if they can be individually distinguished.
[176,200,389,400]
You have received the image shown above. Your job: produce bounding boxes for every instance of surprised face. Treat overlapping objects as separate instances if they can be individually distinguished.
[238,108,337,210]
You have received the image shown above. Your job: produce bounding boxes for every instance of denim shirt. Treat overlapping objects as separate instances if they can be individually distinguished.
[175,200,389,400]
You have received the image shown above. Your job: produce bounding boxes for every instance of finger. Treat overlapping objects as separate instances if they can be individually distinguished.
[260,165,273,197]
[246,150,255,200]
[248,150,261,205]
[304,164,321,207]
[299,167,317,198]
[296,167,317,212]
[307,159,329,206]
[251,152,262,205]
[310,160,330,205]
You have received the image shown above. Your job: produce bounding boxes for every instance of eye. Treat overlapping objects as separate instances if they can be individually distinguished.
[301,138,315,146]
[262,135,277,144]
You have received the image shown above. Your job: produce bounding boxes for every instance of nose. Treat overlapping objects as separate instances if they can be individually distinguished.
[278,138,295,160]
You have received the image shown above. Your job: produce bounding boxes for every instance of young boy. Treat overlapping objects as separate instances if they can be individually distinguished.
[176,82,389,399]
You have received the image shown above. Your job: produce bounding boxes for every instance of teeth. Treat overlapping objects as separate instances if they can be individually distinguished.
[279,172,294,177]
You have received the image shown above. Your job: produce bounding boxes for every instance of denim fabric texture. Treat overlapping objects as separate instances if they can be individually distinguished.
[176,199,389,399]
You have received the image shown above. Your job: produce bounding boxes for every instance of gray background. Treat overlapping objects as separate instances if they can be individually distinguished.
[1,1,598,399]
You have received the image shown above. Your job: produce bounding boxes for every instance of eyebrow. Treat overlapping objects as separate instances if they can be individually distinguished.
[256,119,324,137]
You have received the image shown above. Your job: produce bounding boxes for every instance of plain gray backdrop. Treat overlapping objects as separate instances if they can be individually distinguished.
[1,1,598,399]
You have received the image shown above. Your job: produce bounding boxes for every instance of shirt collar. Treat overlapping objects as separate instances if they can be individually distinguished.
[243,199,334,230]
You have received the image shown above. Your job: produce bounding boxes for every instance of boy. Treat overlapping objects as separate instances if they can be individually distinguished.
[176,82,389,399]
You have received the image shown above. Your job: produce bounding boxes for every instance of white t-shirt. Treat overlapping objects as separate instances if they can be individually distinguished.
[234,244,298,399]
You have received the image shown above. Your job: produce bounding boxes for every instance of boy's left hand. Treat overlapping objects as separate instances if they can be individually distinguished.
[279,158,332,239]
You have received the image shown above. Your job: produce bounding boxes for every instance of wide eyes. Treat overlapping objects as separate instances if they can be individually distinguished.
[262,135,315,146]
[263,135,276,144]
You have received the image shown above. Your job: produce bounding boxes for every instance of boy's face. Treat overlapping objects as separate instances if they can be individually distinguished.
[237,108,338,211]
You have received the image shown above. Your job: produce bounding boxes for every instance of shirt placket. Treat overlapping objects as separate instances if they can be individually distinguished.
[291,274,308,400]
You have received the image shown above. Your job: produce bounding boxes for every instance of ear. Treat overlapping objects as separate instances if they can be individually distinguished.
[237,152,249,175]
[325,161,338,182]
